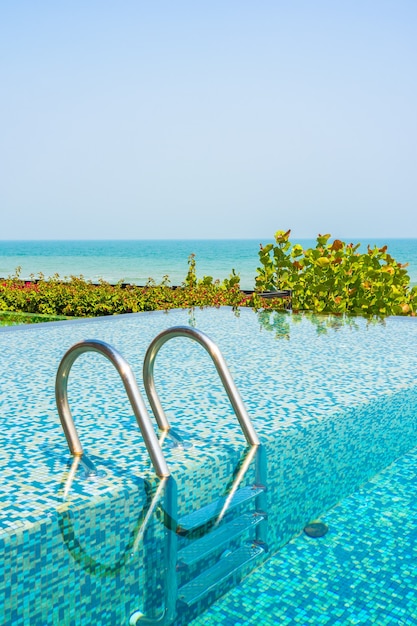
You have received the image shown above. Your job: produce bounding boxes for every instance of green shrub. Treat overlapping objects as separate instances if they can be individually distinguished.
[0,259,247,318]
[254,230,416,317]
[1,237,415,322]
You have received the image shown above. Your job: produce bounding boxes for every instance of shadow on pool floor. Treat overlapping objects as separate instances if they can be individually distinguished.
[190,444,417,625]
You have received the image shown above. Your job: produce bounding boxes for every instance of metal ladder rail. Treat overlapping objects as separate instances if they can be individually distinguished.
[55,339,170,478]
[132,445,266,626]
[143,326,260,447]
[55,332,261,626]
[131,327,262,625]
[55,339,176,626]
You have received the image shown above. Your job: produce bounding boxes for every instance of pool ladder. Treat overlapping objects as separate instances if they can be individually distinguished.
[167,445,267,617]
[55,326,267,626]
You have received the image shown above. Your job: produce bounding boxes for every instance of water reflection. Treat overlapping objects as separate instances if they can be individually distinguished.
[257,310,383,339]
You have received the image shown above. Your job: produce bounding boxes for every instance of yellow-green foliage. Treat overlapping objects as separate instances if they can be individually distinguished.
[255,230,416,317]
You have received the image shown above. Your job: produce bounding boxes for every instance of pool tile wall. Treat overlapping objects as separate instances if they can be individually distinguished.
[0,489,150,625]
[263,386,417,552]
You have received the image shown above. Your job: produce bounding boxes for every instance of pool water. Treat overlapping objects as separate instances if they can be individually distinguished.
[1,307,417,625]
[191,443,417,625]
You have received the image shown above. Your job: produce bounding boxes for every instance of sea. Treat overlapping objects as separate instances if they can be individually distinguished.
[1,239,417,291]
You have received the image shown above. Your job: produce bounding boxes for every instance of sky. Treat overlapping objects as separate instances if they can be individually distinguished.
[1,1,416,240]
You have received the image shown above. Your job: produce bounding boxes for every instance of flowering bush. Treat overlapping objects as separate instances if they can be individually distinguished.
[0,260,248,317]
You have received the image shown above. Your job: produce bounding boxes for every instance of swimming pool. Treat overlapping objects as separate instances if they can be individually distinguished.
[1,307,417,624]
[190,442,417,625]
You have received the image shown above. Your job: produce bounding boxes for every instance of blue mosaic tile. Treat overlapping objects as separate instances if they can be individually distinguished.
[1,308,417,624]
[190,444,417,625]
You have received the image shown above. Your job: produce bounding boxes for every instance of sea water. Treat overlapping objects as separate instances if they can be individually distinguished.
[0,239,416,290]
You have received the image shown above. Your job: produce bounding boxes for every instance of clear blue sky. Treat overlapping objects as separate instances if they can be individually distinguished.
[1,1,416,240]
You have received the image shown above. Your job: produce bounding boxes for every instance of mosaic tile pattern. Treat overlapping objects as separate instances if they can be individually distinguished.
[2,308,417,532]
[0,487,158,625]
[1,308,417,624]
[189,443,417,626]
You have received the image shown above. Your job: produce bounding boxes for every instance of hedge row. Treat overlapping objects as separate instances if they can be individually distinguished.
[1,234,416,319]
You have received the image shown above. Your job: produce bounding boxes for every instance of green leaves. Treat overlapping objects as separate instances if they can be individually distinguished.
[1,239,415,322]
[255,231,416,318]
[0,257,247,318]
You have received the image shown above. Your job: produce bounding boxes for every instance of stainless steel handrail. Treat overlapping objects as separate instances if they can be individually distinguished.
[143,326,260,446]
[55,339,170,478]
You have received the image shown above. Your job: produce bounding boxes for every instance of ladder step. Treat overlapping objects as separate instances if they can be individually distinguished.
[177,543,266,607]
[177,512,266,567]
[177,485,265,535]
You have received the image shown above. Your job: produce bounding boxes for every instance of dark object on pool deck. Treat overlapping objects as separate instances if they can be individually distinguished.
[257,290,292,299]
[304,521,329,538]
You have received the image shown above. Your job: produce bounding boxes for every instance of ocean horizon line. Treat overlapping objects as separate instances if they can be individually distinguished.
[1,236,417,242]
